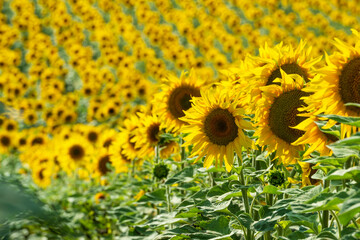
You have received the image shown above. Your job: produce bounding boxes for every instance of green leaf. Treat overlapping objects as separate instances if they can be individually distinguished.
[205,216,231,234]
[324,167,360,182]
[165,166,194,185]
[138,188,166,203]
[262,185,282,195]
[339,191,360,225]
[319,114,360,127]
[237,213,253,229]
[252,216,277,231]
[316,231,338,240]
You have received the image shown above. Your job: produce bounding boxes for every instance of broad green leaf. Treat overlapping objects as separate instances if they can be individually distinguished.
[316,231,338,240]
[138,188,166,203]
[339,191,360,225]
[319,114,360,127]
[262,185,282,195]
[324,167,360,182]
[237,213,253,229]
[205,216,231,234]
[165,166,194,185]
[252,216,277,231]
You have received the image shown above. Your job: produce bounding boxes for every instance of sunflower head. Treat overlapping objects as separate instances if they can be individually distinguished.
[154,69,205,133]
[181,86,253,172]
[254,70,307,165]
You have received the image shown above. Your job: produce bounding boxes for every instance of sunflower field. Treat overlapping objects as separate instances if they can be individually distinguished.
[3,0,360,239]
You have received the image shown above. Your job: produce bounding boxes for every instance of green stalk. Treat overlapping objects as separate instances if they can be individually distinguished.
[180,136,186,168]
[237,155,252,240]
[166,185,172,213]
[330,210,341,239]
[322,180,330,229]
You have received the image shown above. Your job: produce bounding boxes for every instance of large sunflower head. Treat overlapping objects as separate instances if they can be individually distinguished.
[304,29,360,138]
[242,41,321,111]
[180,86,253,172]
[154,69,205,133]
[254,70,308,165]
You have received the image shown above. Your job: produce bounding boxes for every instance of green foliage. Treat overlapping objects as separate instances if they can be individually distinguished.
[3,114,360,239]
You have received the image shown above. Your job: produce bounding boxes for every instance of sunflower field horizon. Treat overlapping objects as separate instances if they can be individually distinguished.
[1,0,360,239]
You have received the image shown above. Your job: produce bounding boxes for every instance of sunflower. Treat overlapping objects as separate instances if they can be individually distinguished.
[109,139,130,174]
[131,111,164,158]
[154,69,205,133]
[304,29,360,138]
[117,114,143,160]
[254,70,308,165]
[180,87,253,172]
[92,149,113,178]
[243,41,321,111]
[299,161,321,187]
[0,130,13,154]
[58,133,94,174]
[291,116,338,157]
[31,155,56,188]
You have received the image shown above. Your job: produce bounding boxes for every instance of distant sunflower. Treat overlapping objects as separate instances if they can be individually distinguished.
[92,149,113,178]
[0,130,12,153]
[31,157,55,188]
[254,70,308,165]
[117,114,143,160]
[244,41,321,111]
[59,134,94,173]
[109,139,131,174]
[154,69,205,133]
[181,87,253,172]
[305,29,360,138]
[131,112,163,158]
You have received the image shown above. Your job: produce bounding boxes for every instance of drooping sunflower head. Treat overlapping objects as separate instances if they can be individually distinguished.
[254,70,308,165]
[154,69,205,133]
[181,87,253,172]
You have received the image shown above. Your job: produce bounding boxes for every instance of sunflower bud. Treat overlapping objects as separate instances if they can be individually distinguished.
[268,170,285,187]
[153,163,169,180]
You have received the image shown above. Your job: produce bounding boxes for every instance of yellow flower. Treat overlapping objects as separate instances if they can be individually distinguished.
[242,41,321,111]
[154,69,205,133]
[181,86,253,172]
[94,192,107,204]
[254,70,307,165]
[303,29,360,139]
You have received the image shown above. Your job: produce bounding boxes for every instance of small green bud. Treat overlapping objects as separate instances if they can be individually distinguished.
[153,163,169,180]
[268,170,285,187]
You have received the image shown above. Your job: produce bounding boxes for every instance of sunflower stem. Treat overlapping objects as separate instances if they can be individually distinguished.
[236,155,252,240]
[131,158,136,178]
[180,136,186,168]
[322,180,330,229]
[330,210,341,239]
[166,185,172,213]
[155,145,160,164]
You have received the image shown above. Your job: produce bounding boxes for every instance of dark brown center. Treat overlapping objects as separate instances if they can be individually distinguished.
[168,85,201,119]
[267,63,309,86]
[339,57,360,113]
[204,108,239,146]
[269,90,308,144]
[69,144,85,160]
